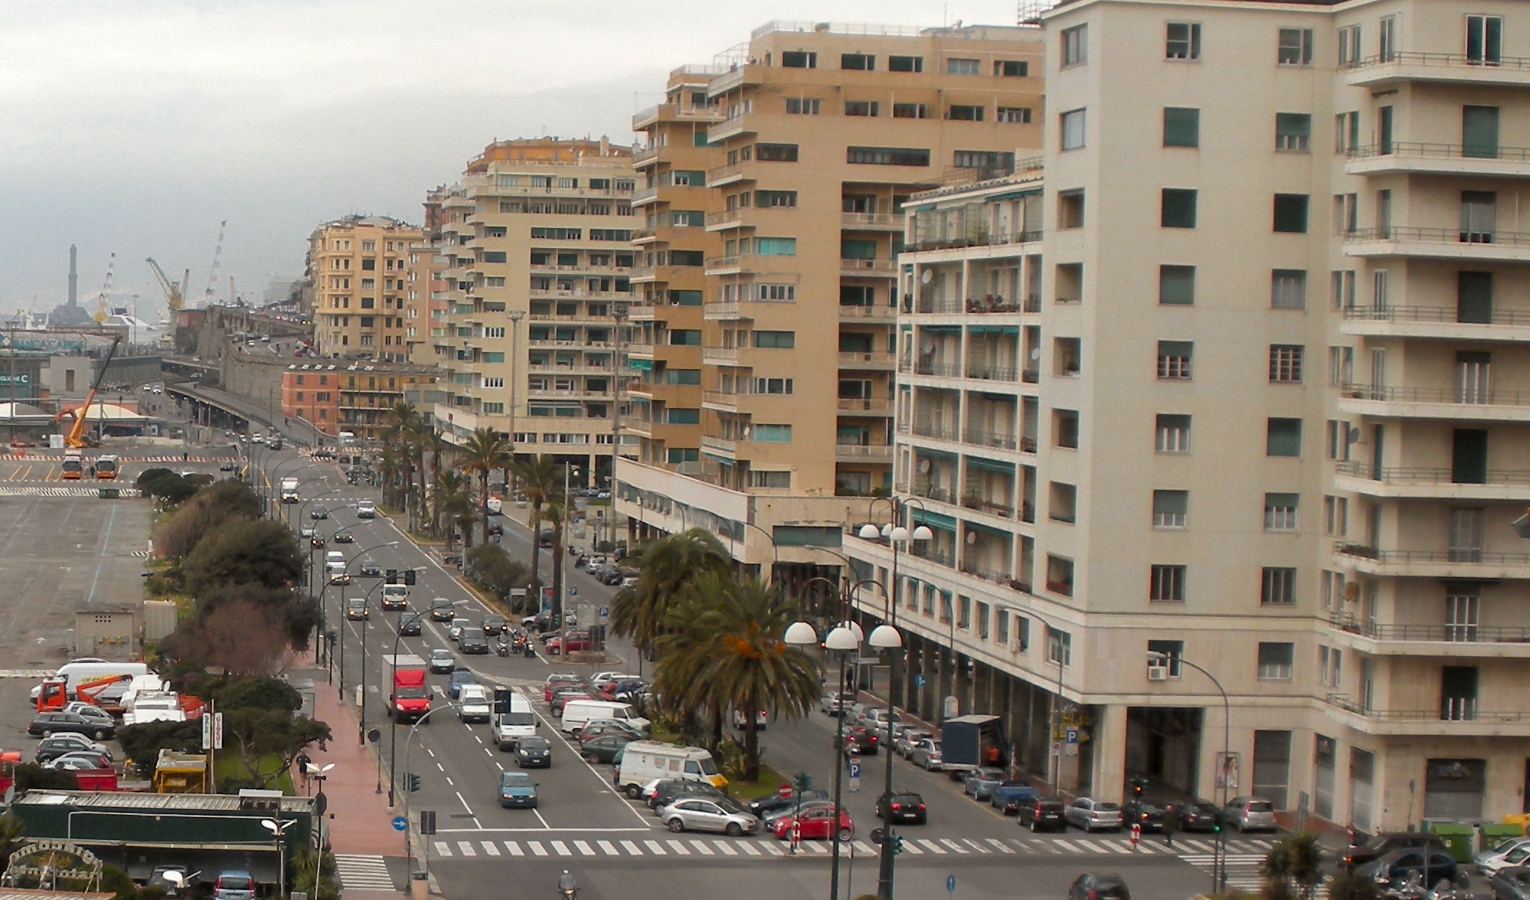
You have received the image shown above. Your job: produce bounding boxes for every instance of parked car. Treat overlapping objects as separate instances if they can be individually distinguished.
[1222,796,1278,833]
[544,675,585,703]
[895,729,933,760]
[578,721,645,743]
[447,668,477,699]
[1065,797,1124,833]
[546,631,593,656]
[60,703,115,727]
[819,692,856,716]
[762,800,835,828]
[397,617,422,637]
[732,708,768,730]
[857,707,904,733]
[458,629,490,655]
[1357,849,1465,891]
[515,736,552,769]
[498,771,539,809]
[647,779,725,811]
[962,768,1006,802]
[772,806,854,842]
[213,870,256,900]
[29,710,115,740]
[875,791,928,824]
[428,649,455,673]
[661,797,760,836]
[1490,867,1530,900]
[1068,874,1130,900]
[147,865,194,899]
[597,679,646,702]
[46,752,113,771]
[549,691,593,716]
[1477,838,1530,879]
[1121,799,1166,833]
[748,788,831,819]
[429,602,456,622]
[990,780,1040,815]
[1347,832,1448,869]
[1017,797,1067,833]
[482,615,507,636]
[1177,801,1223,833]
[35,735,109,764]
[911,739,944,771]
[579,734,632,764]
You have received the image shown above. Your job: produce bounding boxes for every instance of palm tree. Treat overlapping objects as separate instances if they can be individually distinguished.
[1262,832,1326,900]
[375,443,402,511]
[421,428,449,535]
[387,402,423,526]
[540,499,569,622]
[434,470,473,551]
[512,455,562,596]
[460,427,511,547]
[610,528,732,661]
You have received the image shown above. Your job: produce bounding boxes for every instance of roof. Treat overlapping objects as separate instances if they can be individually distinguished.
[57,403,151,422]
[14,790,315,814]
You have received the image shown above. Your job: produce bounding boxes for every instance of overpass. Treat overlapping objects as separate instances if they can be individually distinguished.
[162,381,326,448]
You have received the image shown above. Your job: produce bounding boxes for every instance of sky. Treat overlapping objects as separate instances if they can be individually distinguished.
[0,0,1029,319]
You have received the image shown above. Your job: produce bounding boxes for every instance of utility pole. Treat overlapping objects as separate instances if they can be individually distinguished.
[608,303,625,550]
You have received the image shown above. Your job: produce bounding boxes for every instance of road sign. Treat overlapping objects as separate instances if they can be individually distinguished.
[847,760,861,792]
[847,761,861,779]
[598,606,609,619]
[947,874,957,895]
[914,674,926,688]
[778,784,793,799]
[392,816,408,832]
[570,587,579,596]
[1065,727,1079,744]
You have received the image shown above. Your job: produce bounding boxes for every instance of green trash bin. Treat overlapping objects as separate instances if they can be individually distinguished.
[1429,823,1476,862]
[97,487,119,499]
[1480,823,1526,853]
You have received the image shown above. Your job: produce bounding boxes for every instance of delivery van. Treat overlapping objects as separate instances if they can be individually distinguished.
[614,741,726,797]
[494,691,538,750]
[560,699,649,735]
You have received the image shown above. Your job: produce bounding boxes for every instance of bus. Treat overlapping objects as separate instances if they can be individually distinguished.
[61,452,84,480]
[93,456,119,480]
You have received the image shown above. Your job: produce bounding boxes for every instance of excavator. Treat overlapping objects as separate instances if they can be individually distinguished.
[52,334,122,449]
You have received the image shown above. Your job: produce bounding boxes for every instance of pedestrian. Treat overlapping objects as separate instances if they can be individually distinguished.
[1163,804,1178,848]
[1130,822,1141,851]
[295,752,311,788]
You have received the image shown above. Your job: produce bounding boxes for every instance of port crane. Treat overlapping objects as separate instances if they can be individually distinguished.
[91,253,117,323]
[146,258,189,314]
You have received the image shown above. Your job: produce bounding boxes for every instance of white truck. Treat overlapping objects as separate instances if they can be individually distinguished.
[494,689,539,750]
[280,477,299,503]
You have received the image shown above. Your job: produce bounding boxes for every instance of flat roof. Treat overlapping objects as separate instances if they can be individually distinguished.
[15,790,315,814]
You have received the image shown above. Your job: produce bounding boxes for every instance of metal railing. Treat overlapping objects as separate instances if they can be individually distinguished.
[835,443,893,459]
[906,230,1043,253]
[840,258,898,273]
[961,494,1015,518]
[1347,225,1530,248]
[1335,460,1530,486]
[1340,383,1530,407]
[1328,613,1530,644]
[1342,304,1530,327]
[964,430,1019,451]
[1348,141,1530,163]
[1350,50,1530,72]
[1333,541,1530,566]
[837,398,892,413]
[967,365,1017,381]
[706,163,750,185]
[841,212,901,230]
[838,304,896,319]
[838,351,895,367]
[632,186,659,205]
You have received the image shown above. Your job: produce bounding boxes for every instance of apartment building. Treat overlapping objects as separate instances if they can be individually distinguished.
[280,362,438,440]
[307,216,423,361]
[844,0,1530,831]
[425,139,636,478]
[616,21,1046,580]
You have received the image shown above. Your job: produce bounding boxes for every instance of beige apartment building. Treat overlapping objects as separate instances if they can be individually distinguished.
[307,216,424,361]
[843,0,1530,831]
[424,139,636,480]
[617,21,1046,580]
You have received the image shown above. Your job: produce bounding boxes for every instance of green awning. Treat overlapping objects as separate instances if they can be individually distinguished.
[922,325,962,334]
[628,358,654,371]
[964,457,1015,474]
[919,448,958,460]
[967,325,1019,334]
[912,509,958,531]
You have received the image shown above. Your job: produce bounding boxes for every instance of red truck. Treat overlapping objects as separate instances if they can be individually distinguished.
[386,654,431,724]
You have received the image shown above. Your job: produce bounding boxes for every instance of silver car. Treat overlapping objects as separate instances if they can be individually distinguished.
[1065,797,1124,833]
[661,797,760,836]
[895,728,933,759]
[911,738,944,770]
[1222,797,1277,832]
[1477,837,1530,878]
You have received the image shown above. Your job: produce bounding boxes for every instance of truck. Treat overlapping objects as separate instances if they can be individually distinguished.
[385,654,431,723]
[939,714,1006,779]
[493,688,538,750]
[280,477,299,503]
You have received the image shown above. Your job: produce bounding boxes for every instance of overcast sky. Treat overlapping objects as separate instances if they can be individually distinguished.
[0,0,1027,318]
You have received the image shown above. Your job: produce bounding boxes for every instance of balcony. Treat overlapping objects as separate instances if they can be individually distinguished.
[841,212,902,231]
[631,146,661,168]
[840,258,898,277]
[707,116,754,143]
[1323,692,1530,737]
[702,390,739,410]
[835,443,894,462]
[702,302,741,321]
[626,304,656,321]
[963,429,1019,452]
[1340,304,1530,342]
[838,304,896,322]
[706,163,752,188]
[620,416,653,438]
[702,347,739,366]
[905,230,1044,254]
[1335,460,1530,500]
[1347,142,1530,179]
[967,363,1018,382]
[1327,612,1530,657]
[633,103,723,130]
[1345,226,1530,263]
[625,343,655,357]
[898,361,961,378]
[837,398,892,414]
[704,255,744,276]
[962,494,1016,519]
[1333,540,1530,578]
[1345,51,1530,88]
[700,435,737,457]
[632,186,661,207]
[838,351,896,370]
[705,210,743,232]
[1338,383,1530,422]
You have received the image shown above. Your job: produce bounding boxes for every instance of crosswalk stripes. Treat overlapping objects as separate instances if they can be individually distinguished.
[332,854,395,891]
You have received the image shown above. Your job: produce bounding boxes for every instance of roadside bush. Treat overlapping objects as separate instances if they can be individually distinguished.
[466,544,530,605]
[155,479,262,559]
[182,518,303,597]
[9,762,80,792]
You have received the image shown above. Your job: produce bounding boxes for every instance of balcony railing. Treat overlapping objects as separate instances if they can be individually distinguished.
[838,304,896,319]
[1325,692,1530,723]
[841,212,902,230]
[905,230,1043,253]
[632,186,660,205]
[1348,141,1530,164]
[835,443,893,459]
[838,351,895,367]
[964,430,1019,451]
[1343,304,1530,327]
[631,146,661,167]
[961,494,1016,518]
[899,421,961,442]
[1341,383,1530,408]
[900,361,961,377]
[1350,50,1530,72]
[707,163,750,185]
[837,398,892,413]
[841,258,898,274]
[1335,460,1530,486]
[1347,226,1530,249]
[1328,612,1530,644]
[1334,541,1530,566]
[967,365,1017,381]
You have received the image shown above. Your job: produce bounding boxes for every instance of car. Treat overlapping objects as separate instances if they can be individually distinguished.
[309,506,329,520]
[496,770,539,808]
[429,602,456,622]
[1065,797,1124,833]
[45,751,113,771]
[515,735,552,769]
[856,707,905,732]
[35,735,110,764]
[1491,867,1530,900]
[549,691,592,716]
[60,703,115,727]
[1017,797,1068,833]
[963,767,1006,802]
[597,679,646,702]
[1479,840,1530,879]
[251,434,265,444]
[428,649,455,673]
[772,806,853,842]
[579,734,632,764]
[447,668,477,699]
[458,629,490,655]
[487,521,504,537]
[589,671,637,688]
[578,721,645,743]
[895,728,934,759]
[1358,849,1466,891]
[762,799,836,827]
[1223,796,1278,833]
[309,534,326,548]
[458,685,492,723]
[748,788,831,819]
[662,797,760,836]
[545,631,593,656]
[448,617,470,642]
[213,870,256,900]
[1348,832,1448,869]
[218,460,234,472]
[300,524,318,540]
[397,617,422,637]
[29,710,115,740]
[332,529,355,544]
[345,597,368,620]
[990,780,1040,815]
[357,558,381,578]
[356,500,376,519]
[837,725,879,755]
[1176,801,1223,833]
[1121,800,1166,833]
[544,679,587,704]
[732,708,768,730]
[1067,874,1130,900]
[147,865,194,899]
[911,739,943,770]
[875,791,928,825]
[647,779,725,811]
[482,615,507,636]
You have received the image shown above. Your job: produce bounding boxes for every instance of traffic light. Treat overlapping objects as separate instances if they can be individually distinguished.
[1130,776,1148,798]
[890,834,904,856]
[404,569,417,586]
[405,773,421,793]
[386,569,399,584]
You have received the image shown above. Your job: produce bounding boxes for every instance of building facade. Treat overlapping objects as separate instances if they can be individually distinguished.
[280,362,437,439]
[845,0,1530,831]
[307,216,424,362]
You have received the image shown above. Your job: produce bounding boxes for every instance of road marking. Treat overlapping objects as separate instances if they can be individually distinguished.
[504,841,523,856]
[550,840,571,856]
[1075,839,1107,853]
[433,842,449,856]
[739,841,761,856]
[483,748,494,757]
[480,841,499,856]
[619,840,641,855]
[940,838,965,853]
[445,777,454,786]
[713,841,736,856]
[454,790,473,815]
[528,841,549,856]
[960,838,989,853]
[915,838,944,854]
[899,840,924,855]
[987,838,1016,854]
[643,840,665,856]
[596,840,618,855]
[852,840,875,854]
[689,840,713,855]
[426,748,435,757]
[667,840,690,855]
[455,841,476,857]
[573,840,594,855]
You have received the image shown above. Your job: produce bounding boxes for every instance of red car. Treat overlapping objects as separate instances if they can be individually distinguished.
[544,678,585,703]
[546,632,592,656]
[550,692,593,716]
[772,805,854,842]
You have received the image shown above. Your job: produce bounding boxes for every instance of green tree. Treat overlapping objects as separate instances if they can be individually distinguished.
[543,499,569,622]
[182,518,304,598]
[222,708,332,789]
[610,529,732,661]
[421,428,449,536]
[1327,868,1381,900]
[511,455,561,599]
[466,544,531,607]
[155,480,265,560]
[433,470,473,551]
[215,676,301,713]
[1262,832,1326,900]
[459,426,511,547]
[291,850,339,900]
[0,812,24,875]
[141,473,197,508]
[116,720,203,777]
[9,762,80,791]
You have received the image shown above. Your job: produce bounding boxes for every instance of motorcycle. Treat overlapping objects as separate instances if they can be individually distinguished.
[496,637,510,657]
[1381,872,1428,900]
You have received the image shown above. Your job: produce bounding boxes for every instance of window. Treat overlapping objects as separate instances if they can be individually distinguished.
[1275,113,1311,152]
[1273,194,1309,233]
[1325,420,1352,462]
[946,58,980,74]
[889,55,923,73]
[1163,107,1200,148]
[892,103,928,119]
[1269,345,1304,383]
[1060,109,1086,150]
[954,150,1013,171]
[1157,341,1193,380]
[1257,642,1294,680]
[1264,494,1300,533]
[1330,271,1356,311]
[1337,24,1361,67]
[1334,193,1358,234]
[1166,22,1202,60]
[1148,639,1184,674]
[1150,567,1187,604]
[1058,190,1085,229]
[1153,489,1189,528]
[845,100,879,117]
[751,424,792,442]
[1054,409,1080,449]
[1277,28,1313,66]
[1467,16,1503,65]
[1267,418,1302,457]
[1334,112,1360,153]
[841,53,875,70]
[1160,265,1195,305]
[1271,270,1307,309]
[1161,189,1198,228]
[1156,414,1191,453]
[755,237,797,256]
[781,51,817,69]
[846,146,931,166]
[997,107,1032,123]
[1062,25,1088,67]
[1323,495,1348,536]
[753,330,795,348]
[1328,347,1354,387]
[785,97,821,115]
[946,104,984,121]
[995,59,1028,76]
[754,190,797,208]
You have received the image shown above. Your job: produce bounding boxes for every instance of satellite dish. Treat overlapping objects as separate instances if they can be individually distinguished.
[920,269,934,285]
[918,459,931,473]
[1029,347,1041,360]
[920,339,935,354]
[1347,427,1361,444]
[965,531,977,545]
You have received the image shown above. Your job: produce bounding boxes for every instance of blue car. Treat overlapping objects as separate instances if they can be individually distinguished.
[448,668,478,699]
[498,771,538,808]
[963,767,1006,802]
[990,780,1041,815]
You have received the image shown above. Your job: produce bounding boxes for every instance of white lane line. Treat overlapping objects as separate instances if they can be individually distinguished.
[527,841,547,856]
[644,840,666,856]
[551,840,571,856]
[1075,839,1106,853]
[573,840,594,855]
[899,840,925,855]
[620,840,641,855]
[483,748,494,757]
[504,841,524,856]
[480,841,499,856]
[596,840,618,855]
[435,763,444,772]
[445,777,454,786]
[454,791,473,816]
[426,748,436,757]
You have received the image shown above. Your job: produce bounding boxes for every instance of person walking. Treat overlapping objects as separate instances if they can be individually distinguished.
[1163,803,1178,848]
[295,752,311,792]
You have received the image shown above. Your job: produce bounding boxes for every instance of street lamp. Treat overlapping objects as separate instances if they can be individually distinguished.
[558,463,579,661]
[785,619,863,900]
[1150,650,1230,894]
[260,818,295,899]
[387,598,465,807]
[400,703,460,870]
[336,541,399,700]
[266,456,308,516]
[305,762,335,856]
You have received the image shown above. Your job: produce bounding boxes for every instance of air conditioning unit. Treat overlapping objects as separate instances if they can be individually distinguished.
[1147,664,1170,682]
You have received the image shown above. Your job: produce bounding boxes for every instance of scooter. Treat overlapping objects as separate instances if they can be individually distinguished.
[496,636,510,657]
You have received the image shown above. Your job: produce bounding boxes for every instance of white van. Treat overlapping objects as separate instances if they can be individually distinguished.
[494,692,538,750]
[614,741,726,797]
[54,661,149,691]
[560,699,650,735]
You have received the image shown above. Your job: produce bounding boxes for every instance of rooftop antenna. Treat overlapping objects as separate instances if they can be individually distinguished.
[1018,0,1050,25]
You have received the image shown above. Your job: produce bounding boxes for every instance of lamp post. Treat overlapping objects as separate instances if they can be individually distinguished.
[266,456,308,516]
[785,618,863,900]
[738,520,779,584]
[507,309,524,495]
[1150,650,1229,894]
[305,762,335,856]
[336,541,399,701]
[388,599,464,807]
[356,577,393,746]
[558,463,579,662]
[260,818,295,899]
[401,702,459,869]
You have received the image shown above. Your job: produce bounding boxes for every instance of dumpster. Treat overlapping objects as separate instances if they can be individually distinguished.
[1504,814,1530,833]
[97,487,119,499]
[1429,823,1477,862]
[1482,823,1527,852]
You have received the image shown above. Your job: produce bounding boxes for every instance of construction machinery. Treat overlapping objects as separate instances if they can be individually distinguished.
[35,672,135,715]
[91,253,116,323]
[146,258,189,314]
[201,220,226,308]
[52,334,122,449]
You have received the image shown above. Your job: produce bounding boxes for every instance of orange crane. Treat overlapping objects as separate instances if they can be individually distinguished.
[36,672,135,715]
[52,334,122,449]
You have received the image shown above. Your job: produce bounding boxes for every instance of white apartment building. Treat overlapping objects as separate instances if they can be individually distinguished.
[845,0,1530,830]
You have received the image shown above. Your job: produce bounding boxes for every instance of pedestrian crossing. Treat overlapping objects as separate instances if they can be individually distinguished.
[332,853,397,891]
[0,486,141,497]
[425,833,1273,862]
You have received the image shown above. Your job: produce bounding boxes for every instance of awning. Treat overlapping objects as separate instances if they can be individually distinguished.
[628,358,654,371]
[966,325,1019,334]
[964,457,1015,474]
[912,509,958,531]
[964,519,1011,536]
